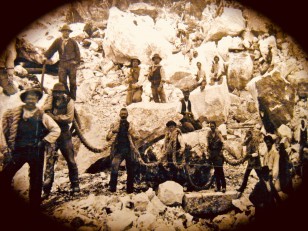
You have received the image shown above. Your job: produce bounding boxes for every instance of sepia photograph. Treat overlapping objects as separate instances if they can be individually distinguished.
[0,0,307,230]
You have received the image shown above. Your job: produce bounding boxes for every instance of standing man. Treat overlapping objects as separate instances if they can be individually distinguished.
[177,87,202,133]
[126,57,142,105]
[107,108,139,193]
[299,118,308,182]
[0,88,60,209]
[210,55,223,85]
[44,24,80,100]
[0,39,18,96]
[206,121,226,192]
[237,129,262,195]
[147,53,167,103]
[161,120,186,182]
[42,83,80,198]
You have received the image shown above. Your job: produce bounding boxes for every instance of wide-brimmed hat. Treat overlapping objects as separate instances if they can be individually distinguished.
[166,120,177,127]
[151,53,162,61]
[130,56,141,65]
[181,87,190,94]
[52,83,67,92]
[59,24,73,32]
[20,88,43,102]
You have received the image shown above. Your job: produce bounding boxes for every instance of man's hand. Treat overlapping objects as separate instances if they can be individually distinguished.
[251,153,258,157]
[37,139,49,148]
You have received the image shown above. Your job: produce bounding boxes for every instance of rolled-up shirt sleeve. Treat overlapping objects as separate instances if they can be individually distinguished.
[42,114,61,143]
[160,66,166,82]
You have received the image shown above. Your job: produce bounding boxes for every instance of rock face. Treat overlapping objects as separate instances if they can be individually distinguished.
[183,191,238,216]
[227,52,253,91]
[204,7,246,41]
[157,181,184,206]
[103,7,172,65]
[255,71,295,132]
[128,3,158,20]
[190,80,231,124]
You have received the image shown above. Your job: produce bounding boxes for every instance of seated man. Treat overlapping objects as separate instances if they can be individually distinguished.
[177,87,202,133]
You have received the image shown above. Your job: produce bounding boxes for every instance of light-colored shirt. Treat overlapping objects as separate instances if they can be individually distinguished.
[196,68,206,84]
[263,145,280,180]
[148,65,166,82]
[22,107,60,144]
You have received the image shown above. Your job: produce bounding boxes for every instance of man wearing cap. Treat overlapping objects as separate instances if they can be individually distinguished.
[42,82,80,198]
[0,38,18,96]
[126,57,143,105]
[177,87,202,133]
[147,53,167,103]
[106,108,139,193]
[0,88,60,209]
[161,120,186,182]
[44,24,80,100]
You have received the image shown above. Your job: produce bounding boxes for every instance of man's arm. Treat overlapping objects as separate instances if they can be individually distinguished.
[160,66,166,83]
[73,39,81,64]
[44,38,60,59]
[107,123,117,141]
[42,113,61,144]
[177,133,186,154]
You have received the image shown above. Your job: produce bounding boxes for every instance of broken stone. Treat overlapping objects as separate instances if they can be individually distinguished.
[132,192,150,212]
[106,209,137,231]
[183,191,238,216]
[277,124,293,140]
[232,197,253,212]
[157,181,184,206]
[213,214,236,231]
[145,187,155,201]
[136,213,156,230]
[234,212,250,228]
[146,195,167,215]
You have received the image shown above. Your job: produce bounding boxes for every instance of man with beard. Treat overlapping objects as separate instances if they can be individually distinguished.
[107,108,139,193]
[0,88,60,209]
[42,83,80,199]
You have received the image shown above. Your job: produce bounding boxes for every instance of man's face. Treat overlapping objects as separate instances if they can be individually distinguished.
[168,125,176,133]
[153,57,161,65]
[214,57,219,63]
[197,63,201,69]
[24,93,38,109]
[265,139,273,150]
[53,91,65,99]
[200,81,206,90]
[120,110,128,120]
[62,30,71,39]
[132,59,139,68]
[210,123,216,131]
[183,92,190,100]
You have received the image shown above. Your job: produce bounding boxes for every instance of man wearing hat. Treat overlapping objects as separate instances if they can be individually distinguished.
[44,24,80,100]
[177,87,202,133]
[210,55,223,85]
[42,82,80,198]
[147,53,167,103]
[126,57,142,105]
[0,88,60,209]
[161,120,186,182]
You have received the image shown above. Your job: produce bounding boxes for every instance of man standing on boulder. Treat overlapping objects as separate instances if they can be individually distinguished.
[44,24,80,100]
[206,121,226,192]
[0,88,60,209]
[147,53,167,103]
[42,83,80,199]
[126,57,143,105]
[107,108,139,193]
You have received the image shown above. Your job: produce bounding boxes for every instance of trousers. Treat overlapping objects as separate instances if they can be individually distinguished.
[151,85,166,103]
[58,61,77,100]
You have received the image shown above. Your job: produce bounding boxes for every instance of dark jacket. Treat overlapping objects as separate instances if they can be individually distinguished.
[45,37,80,63]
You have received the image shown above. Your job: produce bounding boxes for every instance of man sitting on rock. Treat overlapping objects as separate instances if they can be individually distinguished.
[147,53,167,103]
[210,55,223,86]
[177,87,202,133]
[107,108,139,193]
[206,121,226,193]
[195,62,206,88]
[161,120,186,183]
[126,57,143,106]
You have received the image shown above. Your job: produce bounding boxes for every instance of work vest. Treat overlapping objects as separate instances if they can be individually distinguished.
[15,110,47,148]
[149,66,162,87]
[116,120,131,150]
[180,99,192,114]
[51,97,71,131]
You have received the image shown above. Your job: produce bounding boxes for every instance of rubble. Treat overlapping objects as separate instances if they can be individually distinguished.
[106,209,137,231]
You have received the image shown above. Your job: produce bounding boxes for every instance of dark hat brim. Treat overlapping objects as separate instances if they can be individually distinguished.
[130,58,141,65]
[20,89,43,102]
[152,56,162,61]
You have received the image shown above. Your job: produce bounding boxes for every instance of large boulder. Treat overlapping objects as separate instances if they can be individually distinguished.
[190,80,231,124]
[103,7,172,65]
[183,191,238,216]
[127,102,182,143]
[242,8,270,34]
[227,52,254,91]
[146,196,167,215]
[252,71,295,131]
[157,181,184,206]
[217,36,243,61]
[203,7,246,41]
[128,3,159,20]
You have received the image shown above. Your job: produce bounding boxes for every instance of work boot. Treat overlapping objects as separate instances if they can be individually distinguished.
[71,182,80,194]
[222,188,226,193]
[42,191,50,200]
